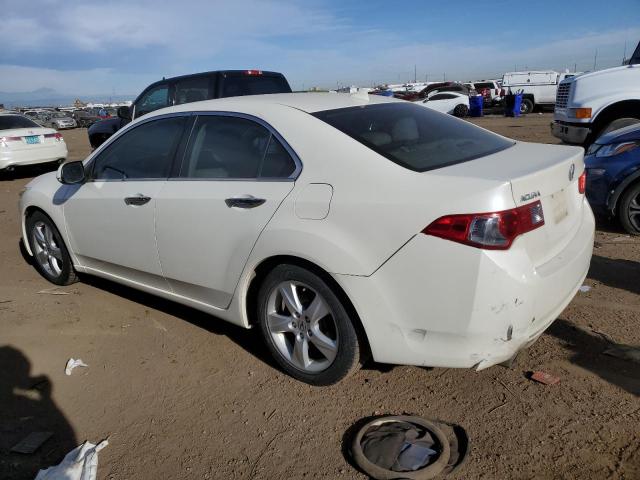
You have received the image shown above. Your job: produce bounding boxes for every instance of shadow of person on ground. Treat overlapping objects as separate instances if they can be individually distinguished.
[0,346,77,479]
[547,319,640,396]
[588,255,640,296]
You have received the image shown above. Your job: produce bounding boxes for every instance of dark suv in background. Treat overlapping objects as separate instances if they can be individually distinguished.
[88,70,292,148]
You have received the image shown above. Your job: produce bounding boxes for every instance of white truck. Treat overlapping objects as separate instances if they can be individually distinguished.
[501,70,579,114]
[552,43,640,146]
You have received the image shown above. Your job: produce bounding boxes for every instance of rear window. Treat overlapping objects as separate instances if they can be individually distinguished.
[220,74,292,98]
[474,82,494,90]
[313,103,513,172]
[0,115,40,130]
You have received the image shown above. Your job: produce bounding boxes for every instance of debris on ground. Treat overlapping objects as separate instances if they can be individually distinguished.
[65,358,88,376]
[350,415,468,479]
[579,285,591,293]
[10,431,53,454]
[37,287,73,296]
[529,371,560,385]
[602,345,640,364]
[35,439,108,480]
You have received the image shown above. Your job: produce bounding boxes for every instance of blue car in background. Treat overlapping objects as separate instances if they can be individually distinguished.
[585,123,640,234]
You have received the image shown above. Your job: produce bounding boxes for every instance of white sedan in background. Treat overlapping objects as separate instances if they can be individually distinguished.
[1,113,67,171]
[415,91,470,117]
[19,93,594,385]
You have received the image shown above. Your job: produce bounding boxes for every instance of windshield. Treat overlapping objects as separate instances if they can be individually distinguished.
[313,103,514,172]
[53,112,69,118]
[0,115,40,130]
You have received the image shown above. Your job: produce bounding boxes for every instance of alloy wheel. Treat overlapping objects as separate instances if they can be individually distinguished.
[31,221,63,278]
[266,281,338,373]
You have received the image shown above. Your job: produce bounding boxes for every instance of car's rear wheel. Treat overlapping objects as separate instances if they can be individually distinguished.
[618,183,640,235]
[453,104,469,117]
[257,265,361,385]
[26,211,78,285]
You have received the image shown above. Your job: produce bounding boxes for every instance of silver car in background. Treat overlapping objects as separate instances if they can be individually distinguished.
[43,112,77,130]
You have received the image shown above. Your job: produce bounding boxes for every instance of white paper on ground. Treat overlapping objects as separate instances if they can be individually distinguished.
[34,439,108,480]
[579,285,591,293]
[65,359,88,376]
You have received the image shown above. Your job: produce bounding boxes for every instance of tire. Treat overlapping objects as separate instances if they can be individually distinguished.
[453,104,469,118]
[520,98,534,114]
[26,211,78,285]
[257,264,361,385]
[618,182,640,235]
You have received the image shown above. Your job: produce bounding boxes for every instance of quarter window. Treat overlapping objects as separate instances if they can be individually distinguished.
[135,85,170,118]
[91,117,186,180]
[180,116,296,179]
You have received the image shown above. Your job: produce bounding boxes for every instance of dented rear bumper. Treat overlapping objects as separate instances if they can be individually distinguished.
[334,198,594,369]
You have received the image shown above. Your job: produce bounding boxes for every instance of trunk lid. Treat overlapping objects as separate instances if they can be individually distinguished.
[441,141,585,265]
[1,127,58,151]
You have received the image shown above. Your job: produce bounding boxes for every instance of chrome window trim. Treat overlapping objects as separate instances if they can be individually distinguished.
[170,110,303,182]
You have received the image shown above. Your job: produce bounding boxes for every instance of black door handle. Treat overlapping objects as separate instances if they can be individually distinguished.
[225,196,266,209]
[124,195,151,206]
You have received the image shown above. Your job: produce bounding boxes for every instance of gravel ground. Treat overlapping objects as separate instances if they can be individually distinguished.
[1,114,638,480]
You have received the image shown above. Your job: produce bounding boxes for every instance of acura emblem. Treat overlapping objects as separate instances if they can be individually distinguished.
[569,164,575,181]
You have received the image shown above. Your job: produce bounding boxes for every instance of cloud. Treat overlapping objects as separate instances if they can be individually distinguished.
[0,1,637,96]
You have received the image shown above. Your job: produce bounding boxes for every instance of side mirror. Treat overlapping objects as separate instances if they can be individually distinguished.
[57,161,85,185]
[117,105,131,120]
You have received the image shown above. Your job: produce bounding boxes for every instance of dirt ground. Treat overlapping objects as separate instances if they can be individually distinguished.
[1,113,639,480]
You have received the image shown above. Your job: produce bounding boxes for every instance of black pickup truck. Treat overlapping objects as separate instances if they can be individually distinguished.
[88,70,292,148]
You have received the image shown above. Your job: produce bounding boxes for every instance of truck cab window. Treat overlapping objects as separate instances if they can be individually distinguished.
[135,85,170,118]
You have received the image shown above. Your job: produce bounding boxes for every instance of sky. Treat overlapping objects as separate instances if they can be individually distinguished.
[1,0,639,99]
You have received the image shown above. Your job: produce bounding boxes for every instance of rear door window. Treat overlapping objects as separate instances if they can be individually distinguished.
[175,76,211,105]
[314,103,513,172]
[180,115,296,179]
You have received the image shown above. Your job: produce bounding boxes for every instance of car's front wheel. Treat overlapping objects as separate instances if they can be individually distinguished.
[257,265,361,385]
[618,183,640,235]
[26,211,78,285]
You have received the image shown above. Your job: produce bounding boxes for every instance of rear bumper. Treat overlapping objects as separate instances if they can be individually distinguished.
[551,120,591,144]
[336,199,595,369]
[0,144,67,170]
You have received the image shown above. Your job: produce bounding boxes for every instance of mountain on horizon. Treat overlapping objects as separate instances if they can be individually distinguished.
[0,88,134,108]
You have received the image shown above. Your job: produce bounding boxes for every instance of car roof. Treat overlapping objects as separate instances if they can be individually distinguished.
[154,92,400,116]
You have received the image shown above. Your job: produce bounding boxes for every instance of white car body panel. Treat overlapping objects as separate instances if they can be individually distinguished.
[0,126,67,170]
[62,181,169,290]
[19,92,595,370]
[155,180,294,308]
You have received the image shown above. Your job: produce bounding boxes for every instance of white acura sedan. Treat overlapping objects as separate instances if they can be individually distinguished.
[19,93,594,385]
[1,113,67,171]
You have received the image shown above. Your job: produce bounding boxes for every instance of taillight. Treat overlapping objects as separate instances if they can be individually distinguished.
[245,70,262,75]
[44,133,63,141]
[422,201,545,250]
[0,136,21,147]
[578,171,586,194]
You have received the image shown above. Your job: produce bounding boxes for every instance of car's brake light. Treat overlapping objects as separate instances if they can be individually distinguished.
[0,136,22,147]
[44,133,63,141]
[578,171,586,194]
[422,201,545,250]
[245,70,262,75]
